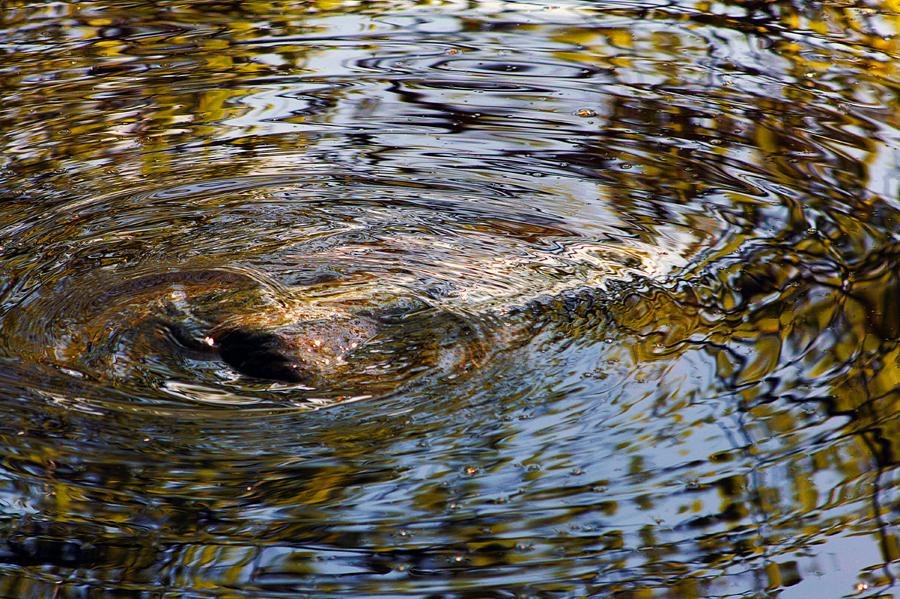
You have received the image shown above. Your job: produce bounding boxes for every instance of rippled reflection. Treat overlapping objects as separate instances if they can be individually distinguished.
[2,0,900,597]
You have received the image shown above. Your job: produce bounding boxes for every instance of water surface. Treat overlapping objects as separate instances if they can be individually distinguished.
[1,1,900,597]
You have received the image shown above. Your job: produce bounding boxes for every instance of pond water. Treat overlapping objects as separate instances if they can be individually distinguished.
[2,1,900,597]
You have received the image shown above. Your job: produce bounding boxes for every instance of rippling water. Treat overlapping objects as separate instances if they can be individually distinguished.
[2,1,900,597]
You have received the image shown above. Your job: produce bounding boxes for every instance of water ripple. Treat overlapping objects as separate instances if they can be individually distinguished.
[2,0,900,597]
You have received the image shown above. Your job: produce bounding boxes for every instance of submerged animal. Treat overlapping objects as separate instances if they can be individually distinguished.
[23,234,719,400]
[38,266,537,394]
[25,260,678,397]
[135,266,701,391]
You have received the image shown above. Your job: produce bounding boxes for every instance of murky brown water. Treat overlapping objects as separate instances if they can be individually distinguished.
[2,1,900,597]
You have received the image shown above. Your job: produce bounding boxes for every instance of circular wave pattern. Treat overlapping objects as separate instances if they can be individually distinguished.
[1,173,711,413]
[3,2,900,597]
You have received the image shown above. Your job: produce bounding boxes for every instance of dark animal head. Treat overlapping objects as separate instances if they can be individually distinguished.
[217,329,311,384]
